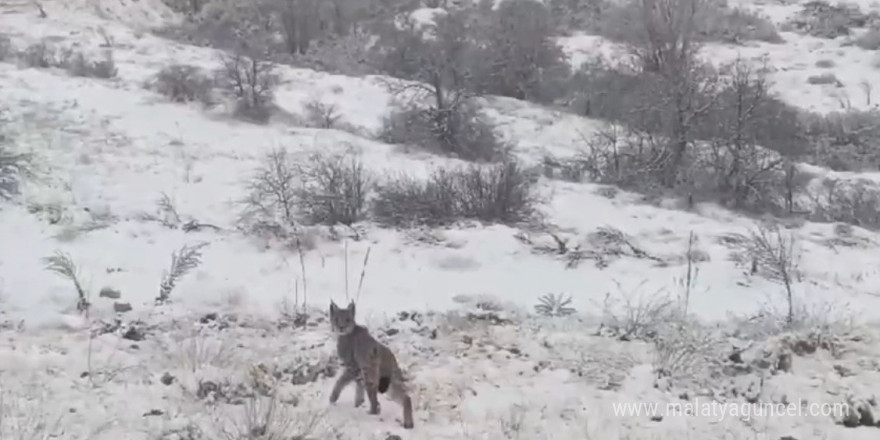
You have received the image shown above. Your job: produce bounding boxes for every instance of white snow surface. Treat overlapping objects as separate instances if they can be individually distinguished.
[1,0,880,439]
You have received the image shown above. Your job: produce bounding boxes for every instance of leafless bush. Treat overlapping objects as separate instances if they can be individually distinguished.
[652,317,720,389]
[166,331,237,373]
[303,99,341,128]
[274,0,321,55]
[802,109,880,171]
[214,51,279,123]
[783,0,878,39]
[161,0,209,14]
[0,138,33,201]
[152,64,213,103]
[21,40,57,68]
[293,151,370,225]
[42,251,90,313]
[596,281,677,341]
[695,59,803,213]
[0,34,12,61]
[213,391,328,440]
[62,50,118,78]
[372,160,538,227]
[157,242,209,304]
[239,148,299,233]
[0,386,64,439]
[589,0,782,45]
[746,222,800,326]
[807,72,841,86]
[475,0,572,103]
[853,27,880,49]
[380,100,509,162]
[807,178,880,229]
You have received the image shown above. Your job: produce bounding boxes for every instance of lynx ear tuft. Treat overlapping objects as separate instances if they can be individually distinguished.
[348,300,356,315]
[330,301,338,314]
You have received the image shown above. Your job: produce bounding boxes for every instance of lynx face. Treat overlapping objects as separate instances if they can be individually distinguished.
[330,301,356,335]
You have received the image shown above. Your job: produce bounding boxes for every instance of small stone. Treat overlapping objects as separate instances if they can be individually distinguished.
[650,415,663,422]
[122,327,145,341]
[160,372,175,385]
[385,328,399,336]
[386,436,402,440]
[143,409,163,417]
[113,302,132,313]
[99,287,121,299]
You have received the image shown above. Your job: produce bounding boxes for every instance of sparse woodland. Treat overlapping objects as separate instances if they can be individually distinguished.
[2,0,880,438]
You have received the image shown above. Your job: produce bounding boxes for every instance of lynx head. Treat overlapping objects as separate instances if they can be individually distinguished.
[329,300,356,335]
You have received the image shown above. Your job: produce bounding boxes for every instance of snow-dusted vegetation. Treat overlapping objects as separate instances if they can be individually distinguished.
[2,0,880,438]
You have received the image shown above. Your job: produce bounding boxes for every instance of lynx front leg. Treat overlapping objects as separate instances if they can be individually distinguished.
[329,367,359,404]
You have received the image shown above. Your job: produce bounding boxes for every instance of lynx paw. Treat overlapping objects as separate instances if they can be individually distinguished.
[403,420,414,429]
[354,396,365,407]
[368,405,381,415]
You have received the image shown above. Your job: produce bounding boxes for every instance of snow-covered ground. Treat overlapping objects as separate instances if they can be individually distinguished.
[2,0,880,439]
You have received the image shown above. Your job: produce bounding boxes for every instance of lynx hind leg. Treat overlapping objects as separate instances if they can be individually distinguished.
[388,380,414,429]
[359,352,382,415]
[354,376,365,407]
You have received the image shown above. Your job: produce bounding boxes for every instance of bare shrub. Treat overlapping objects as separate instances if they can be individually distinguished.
[239,148,299,233]
[166,331,236,373]
[0,34,12,61]
[293,151,370,225]
[0,136,33,201]
[596,280,676,341]
[783,0,877,39]
[853,27,880,49]
[161,0,210,14]
[274,0,322,55]
[157,242,209,304]
[379,100,509,162]
[474,0,572,102]
[303,99,341,128]
[62,50,118,78]
[376,12,507,161]
[746,222,800,326]
[213,392,328,440]
[0,386,63,439]
[802,109,880,171]
[372,160,538,227]
[652,318,720,389]
[695,59,803,212]
[152,64,213,103]
[807,72,841,86]
[214,51,279,123]
[589,0,782,45]
[807,178,880,229]
[21,40,57,68]
[42,251,90,313]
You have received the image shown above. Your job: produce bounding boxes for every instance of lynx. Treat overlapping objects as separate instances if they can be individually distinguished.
[328,300,414,429]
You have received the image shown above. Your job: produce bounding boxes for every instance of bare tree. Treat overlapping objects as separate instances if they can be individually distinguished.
[629,0,719,186]
[214,50,279,122]
[748,223,799,325]
[477,0,571,102]
[377,12,507,161]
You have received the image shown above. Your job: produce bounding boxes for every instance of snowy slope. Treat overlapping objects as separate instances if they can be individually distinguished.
[1,0,880,439]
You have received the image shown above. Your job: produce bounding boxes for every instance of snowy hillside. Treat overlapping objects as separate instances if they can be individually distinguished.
[2,0,880,439]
